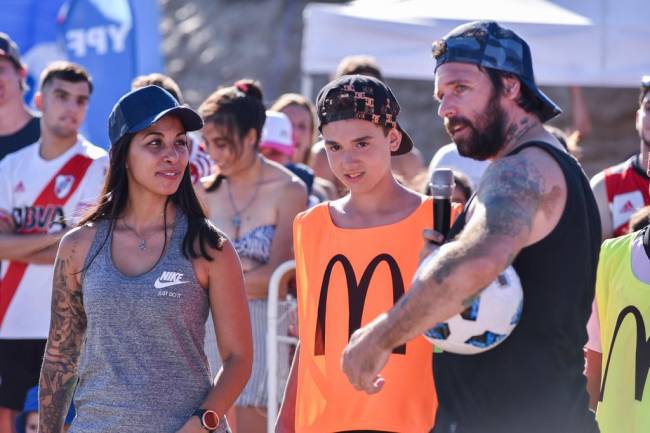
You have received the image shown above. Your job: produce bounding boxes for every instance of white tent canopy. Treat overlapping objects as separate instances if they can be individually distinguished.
[302,0,650,87]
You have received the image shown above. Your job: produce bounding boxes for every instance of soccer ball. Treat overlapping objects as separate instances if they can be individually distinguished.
[423,263,524,355]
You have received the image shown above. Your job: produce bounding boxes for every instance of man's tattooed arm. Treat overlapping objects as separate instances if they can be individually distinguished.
[375,154,547,350]
[39,233,86,433]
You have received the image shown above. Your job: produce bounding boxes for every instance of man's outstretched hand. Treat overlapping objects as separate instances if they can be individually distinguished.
[341,317,390,394]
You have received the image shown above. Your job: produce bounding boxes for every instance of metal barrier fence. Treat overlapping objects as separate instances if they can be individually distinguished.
[266,260,298,433]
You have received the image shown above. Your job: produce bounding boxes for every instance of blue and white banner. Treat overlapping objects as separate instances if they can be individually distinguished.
[0,0,163,149]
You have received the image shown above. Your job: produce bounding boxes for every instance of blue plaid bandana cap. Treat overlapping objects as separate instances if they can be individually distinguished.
[432,21,562,122]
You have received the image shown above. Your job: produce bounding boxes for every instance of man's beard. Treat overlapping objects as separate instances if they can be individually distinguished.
[445,95,507,161]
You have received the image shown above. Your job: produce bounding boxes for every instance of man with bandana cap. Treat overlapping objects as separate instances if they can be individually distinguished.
[341,21,600,433]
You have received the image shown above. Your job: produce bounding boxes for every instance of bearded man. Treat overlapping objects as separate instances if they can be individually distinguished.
[340,21,601,433]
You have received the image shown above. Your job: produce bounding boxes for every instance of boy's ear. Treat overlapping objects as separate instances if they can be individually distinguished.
[388,127,402,152]
[34,92,43,111]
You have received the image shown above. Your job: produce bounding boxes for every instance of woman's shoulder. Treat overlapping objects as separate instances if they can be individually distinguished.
[64,223,100,247]
[190,224,239,272]
[59,222,101,269]
[187,215,227,247]
[263,159,308,198]
[264,159,303,183]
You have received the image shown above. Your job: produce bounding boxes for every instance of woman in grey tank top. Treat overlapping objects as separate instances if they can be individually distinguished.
[37,86,252,433]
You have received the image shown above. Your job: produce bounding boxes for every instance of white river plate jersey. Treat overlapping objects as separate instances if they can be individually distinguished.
[0,136,108,339]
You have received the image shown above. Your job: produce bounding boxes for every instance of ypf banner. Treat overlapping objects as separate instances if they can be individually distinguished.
[58,0,134,148]
[58,0,163,149]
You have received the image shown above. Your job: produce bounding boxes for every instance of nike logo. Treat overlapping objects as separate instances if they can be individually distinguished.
[154,271,189,289]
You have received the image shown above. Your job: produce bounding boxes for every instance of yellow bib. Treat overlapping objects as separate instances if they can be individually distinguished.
[595,231,650,433]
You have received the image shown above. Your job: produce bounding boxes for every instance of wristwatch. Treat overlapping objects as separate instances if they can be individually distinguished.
[192,408,220,432]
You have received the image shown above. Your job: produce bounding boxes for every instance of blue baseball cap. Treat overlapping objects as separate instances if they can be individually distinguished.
[108,85,203,146]
[432,21,562,122]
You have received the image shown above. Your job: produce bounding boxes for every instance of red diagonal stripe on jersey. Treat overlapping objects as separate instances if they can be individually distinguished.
[0,154,94,328]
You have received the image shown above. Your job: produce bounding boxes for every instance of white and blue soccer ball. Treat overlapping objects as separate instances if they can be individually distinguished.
[423,264,524,355]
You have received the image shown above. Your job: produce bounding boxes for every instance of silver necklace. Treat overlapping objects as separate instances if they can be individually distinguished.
[121,219,148,251]
[226,157,264,240]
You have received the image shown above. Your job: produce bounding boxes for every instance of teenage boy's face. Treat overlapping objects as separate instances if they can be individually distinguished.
[322,118,400,192]
[37,78,90,139]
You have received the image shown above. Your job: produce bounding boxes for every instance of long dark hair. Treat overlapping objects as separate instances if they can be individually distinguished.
[79,130,224,268]
[199,79,266,192]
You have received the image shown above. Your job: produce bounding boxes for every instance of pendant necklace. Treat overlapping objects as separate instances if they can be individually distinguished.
[226,157,264,240]
[121,219,148,252]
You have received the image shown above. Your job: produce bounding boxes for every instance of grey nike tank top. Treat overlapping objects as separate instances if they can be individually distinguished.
[71,211,227,433]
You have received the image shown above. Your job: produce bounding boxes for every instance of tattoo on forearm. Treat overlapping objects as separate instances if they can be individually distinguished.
[39,242,86,433]
[383,243,470,345]
[381,152,547,348]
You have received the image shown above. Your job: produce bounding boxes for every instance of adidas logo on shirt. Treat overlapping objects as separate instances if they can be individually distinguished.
[620,200,636,214]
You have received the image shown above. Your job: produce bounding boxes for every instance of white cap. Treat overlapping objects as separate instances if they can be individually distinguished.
[260,111,294,156]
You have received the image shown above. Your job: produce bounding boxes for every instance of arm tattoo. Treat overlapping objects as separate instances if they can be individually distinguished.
[478,155,544,238]
[39,242,86,433]
[432,156,543,288]
[379,155,546,347]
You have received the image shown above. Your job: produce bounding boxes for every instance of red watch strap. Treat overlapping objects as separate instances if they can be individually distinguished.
[192,409,220,431]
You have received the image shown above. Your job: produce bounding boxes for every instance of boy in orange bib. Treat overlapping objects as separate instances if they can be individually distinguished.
[275,75,438,433]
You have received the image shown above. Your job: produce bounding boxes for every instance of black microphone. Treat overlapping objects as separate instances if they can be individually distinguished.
[430,168,455,241]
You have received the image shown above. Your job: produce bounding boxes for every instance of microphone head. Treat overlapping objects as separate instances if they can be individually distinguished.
[430,168,455,198]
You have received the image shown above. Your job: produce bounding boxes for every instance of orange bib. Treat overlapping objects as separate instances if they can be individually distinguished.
[292,199,440,433]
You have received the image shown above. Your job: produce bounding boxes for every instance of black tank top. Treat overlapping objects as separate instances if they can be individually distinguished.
[432,142,601,433]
